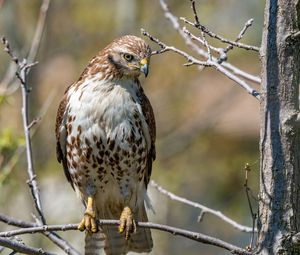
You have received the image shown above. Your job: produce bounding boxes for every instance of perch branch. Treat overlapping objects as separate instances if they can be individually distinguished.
[0,221,253,255]
[150,181,256,233]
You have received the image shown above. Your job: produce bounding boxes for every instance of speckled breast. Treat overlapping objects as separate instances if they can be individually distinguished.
[64,83,149,201]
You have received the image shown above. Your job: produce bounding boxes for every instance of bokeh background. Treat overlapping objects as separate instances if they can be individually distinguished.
[0,0,263,254]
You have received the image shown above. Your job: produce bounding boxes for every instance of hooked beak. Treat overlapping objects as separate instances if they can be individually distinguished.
[140,58,149,77]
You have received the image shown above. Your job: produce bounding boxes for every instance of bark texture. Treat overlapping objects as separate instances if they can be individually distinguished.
[259,0,300,254]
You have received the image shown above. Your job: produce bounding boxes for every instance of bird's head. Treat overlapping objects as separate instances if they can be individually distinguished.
[105,35,152,79]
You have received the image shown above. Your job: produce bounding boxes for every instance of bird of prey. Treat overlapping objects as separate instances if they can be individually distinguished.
[55,35,156,255]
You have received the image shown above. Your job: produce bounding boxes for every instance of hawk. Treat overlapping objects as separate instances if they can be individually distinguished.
[55,35,155,255]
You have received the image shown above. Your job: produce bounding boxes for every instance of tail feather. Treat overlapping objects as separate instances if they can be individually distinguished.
[95,204,153,255]
[128,205,153,253]
[85,231,106,255]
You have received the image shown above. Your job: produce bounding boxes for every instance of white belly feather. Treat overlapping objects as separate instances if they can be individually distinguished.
[65,77,150,213]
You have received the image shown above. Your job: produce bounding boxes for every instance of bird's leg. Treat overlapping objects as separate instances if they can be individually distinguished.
[119,206,136,239]
[78,196,98,233]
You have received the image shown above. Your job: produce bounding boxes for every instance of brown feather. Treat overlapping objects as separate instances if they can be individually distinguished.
[137,80,156,187]
[55,86,74,188]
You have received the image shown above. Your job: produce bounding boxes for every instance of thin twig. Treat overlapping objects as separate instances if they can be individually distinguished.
[0,0,51,95]
[0,237,55,255]
[141,29,260,100]
[156,0,261,84]
[150,181,256,233]
[0,222,253,255]
[180,17,260,52]
[27,0,50,68]
[190,0,212,60]
[183,27,223,55]
[243,163,258,252]
[225,19,254,54]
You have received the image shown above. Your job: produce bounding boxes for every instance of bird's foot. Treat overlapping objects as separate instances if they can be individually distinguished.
[119,206,136,239]
[78,197,98,233]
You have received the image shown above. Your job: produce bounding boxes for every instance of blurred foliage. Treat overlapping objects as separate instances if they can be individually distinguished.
[0,127,25,185]
[0,0,263,254]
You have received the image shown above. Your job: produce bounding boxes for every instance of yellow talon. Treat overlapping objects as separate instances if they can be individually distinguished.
[119,206,136,240]
[78,196,98,233]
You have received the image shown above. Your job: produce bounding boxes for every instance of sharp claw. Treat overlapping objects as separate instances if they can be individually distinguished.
[78,196,98,233]
[91,218,98,233]
[119,206,135,239]
[85,215,91,229]
[78,218,86,231]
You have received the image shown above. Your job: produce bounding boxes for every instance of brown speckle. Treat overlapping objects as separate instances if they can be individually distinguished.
[109,140,115,150]
[85,138,91,146]
[77,125,82,134]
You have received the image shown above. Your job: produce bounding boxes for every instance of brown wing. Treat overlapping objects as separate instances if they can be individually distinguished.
[55,86,74,189]
[138,82,156,188]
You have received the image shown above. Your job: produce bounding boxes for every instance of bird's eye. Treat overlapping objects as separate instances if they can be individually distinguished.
[123,54,134,62]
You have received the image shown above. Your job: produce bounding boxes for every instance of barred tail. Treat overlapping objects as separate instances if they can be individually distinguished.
[128,204,153,253]
[100,204,153,255]
[85,231,106,255]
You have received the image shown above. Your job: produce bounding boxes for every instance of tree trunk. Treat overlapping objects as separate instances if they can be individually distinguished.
[258,0,300,254]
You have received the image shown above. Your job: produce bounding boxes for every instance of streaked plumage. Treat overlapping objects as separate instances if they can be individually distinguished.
[55,35,155,255]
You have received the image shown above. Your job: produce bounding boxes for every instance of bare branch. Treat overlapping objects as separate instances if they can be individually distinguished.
[0,213,36,228]
[0,221,253,255]
[27,0,50,67]
[230,19,254,56]
[153,0,261,93]
[28,117,42,130]
[243,163,258,251]
[189,0,212,60]
[190,0,255,56]
[42,232,82,255]
[0,0,51,95]
[156,0,261,85]
[0,213,81,255]
[183,2,259,54]
[181,17,259,52]
[183,27,223,55]
[2,35,46,225]
[0,237,55,255]
[142,29,260,100]
[150,181,256,233]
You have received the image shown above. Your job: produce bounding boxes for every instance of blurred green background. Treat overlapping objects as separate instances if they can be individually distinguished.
[0,0,263,254]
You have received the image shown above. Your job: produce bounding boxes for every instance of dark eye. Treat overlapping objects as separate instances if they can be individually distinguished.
[123,53,134,62]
